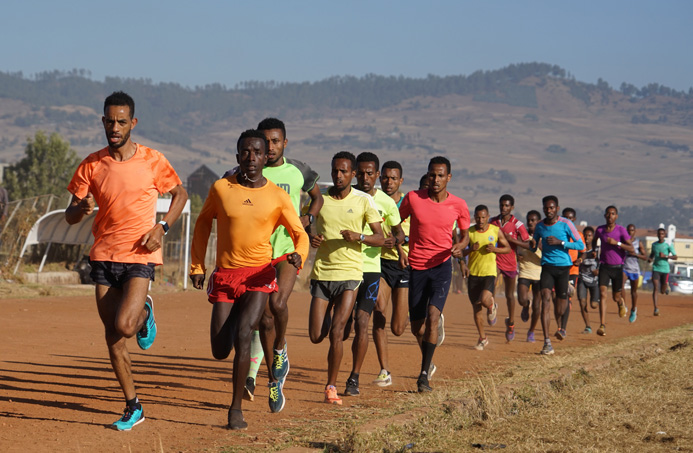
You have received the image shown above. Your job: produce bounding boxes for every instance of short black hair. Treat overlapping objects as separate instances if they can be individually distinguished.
[419,174,428,189]
[332,151,356,171]
[500,194,515,206]
[562,207,576,217]
[627,224,636,229]
[237,129,268,153]
[583,226,595,235]
[605,205,618,214]
[657,227,666,234]
[381,160,402,177]
[542,195,559,206]
[474,204,489,214]
[428,156,451,174]
[527,210,541,220]
[104,91,135,118]
[257,117,286,139]
[356,152,379,169]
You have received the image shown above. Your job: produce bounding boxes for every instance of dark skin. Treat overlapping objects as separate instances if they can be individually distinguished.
[648,229,678,309]
[190,137,302,427]
[373,166,409,375]
[517,213,542,335]
[308,158,384,388]
[623,224,647,312]
[350,161,403,377]
[65,103,188,404]
[409,163,469,350]
[592,207,634,326]
[462,208,511,341]
[256,128,324,383]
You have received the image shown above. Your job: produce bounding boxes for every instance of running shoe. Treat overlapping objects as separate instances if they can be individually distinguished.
[526,331,535,343]
[417,374,432,393]
[505,318,515,342]
[629,308,637,323]
[540,343,555,355]
[227,408,248,430]
[654,307,660,316]
[268,381,285,413]
[324,385,342,405]
[136,296,157,350]
[428,363,437,380]
[581,326,593,334]
[373,370,392,387]
[590,299,599,310]
[555,329,566,341]
[618,301,627,318]
[487,302,498,326]
[436,313,445,347]
[597,324,606,336]
[112,405,144,431]
[520,305,530,323]
[344,377,360,397]
[272,344,290,382]
[474,337,489,350]
[244,377,255,402]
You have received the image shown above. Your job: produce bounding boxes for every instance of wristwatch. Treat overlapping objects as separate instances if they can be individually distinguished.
[404,235,409,243]
[561,241,565,247]
[306,213,314,224]
[617,241,622,247]
[359,234,366,243]
[158,220,169,235]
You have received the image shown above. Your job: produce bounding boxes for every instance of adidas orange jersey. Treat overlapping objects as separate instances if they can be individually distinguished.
[190,175,309,273]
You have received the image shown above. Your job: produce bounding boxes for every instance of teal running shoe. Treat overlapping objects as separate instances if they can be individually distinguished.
[268,381,285,413]
[112,405,144,431]
[136,296,157,350]
[272,344,290,382]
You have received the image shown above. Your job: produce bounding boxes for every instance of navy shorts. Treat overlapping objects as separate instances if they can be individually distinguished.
[89,260,156,288]
[380,258,410,289]
[355,272,381,315]
[408,258,452,322]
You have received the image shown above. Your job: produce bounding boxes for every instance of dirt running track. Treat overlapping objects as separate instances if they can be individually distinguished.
[2,288,692,452]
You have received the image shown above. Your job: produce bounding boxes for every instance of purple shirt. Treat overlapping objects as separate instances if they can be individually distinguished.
[594,224,630,265]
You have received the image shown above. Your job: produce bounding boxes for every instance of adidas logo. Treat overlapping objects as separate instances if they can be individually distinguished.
[243,199,253,206]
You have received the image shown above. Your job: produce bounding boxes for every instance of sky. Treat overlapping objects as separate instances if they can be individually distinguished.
[1,0,692,92]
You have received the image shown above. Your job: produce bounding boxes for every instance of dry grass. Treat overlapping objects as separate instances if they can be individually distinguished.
[248,324,693,453]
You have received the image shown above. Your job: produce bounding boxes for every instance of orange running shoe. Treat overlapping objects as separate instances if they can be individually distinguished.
[324,385,343,405]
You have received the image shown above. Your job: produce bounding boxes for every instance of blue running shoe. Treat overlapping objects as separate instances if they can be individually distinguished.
[112,405,144,431]
[272,343,290,382]
[629,308,637,323]
[137,296,157,350]
[268,380,285,413]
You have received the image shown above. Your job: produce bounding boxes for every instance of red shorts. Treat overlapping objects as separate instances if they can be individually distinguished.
[207,264,278,304]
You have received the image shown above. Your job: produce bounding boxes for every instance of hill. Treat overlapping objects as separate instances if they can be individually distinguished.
[0,63,692,231]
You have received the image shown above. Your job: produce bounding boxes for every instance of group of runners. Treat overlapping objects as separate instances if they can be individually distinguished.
[67,92,679,432]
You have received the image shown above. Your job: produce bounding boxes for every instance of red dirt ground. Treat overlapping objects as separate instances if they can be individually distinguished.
[2,288,692,452]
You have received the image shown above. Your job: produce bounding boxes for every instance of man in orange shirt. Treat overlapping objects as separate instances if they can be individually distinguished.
[66,91,188,431]
[189,130,308,430]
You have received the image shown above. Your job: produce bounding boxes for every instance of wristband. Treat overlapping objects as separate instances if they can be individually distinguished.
[306,213,314,224]
[158,220,169,235]
[359,234,365,243]
[617,241,622,247]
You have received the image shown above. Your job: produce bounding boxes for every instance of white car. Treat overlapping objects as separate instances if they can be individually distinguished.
[669,275,693,295]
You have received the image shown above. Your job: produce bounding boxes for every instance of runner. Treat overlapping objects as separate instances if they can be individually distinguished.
[554,207,584,339]
[65,91,188,431]
[399,156,470,392]
[238,118,324,407]
[372,160,411,387]
[593,206,634,336]
[307,151,383,406]
[647,228,677,316]
[623,224,647,322]
[576,226,600,333]
[517,210,542,342]
[530,196,584,355]
[345,153,403,396]
[189,129,309,429]
[463,205,511,350]
[490,194,530,342]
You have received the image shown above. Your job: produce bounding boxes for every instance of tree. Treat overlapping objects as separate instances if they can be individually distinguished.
[4,131,80,199]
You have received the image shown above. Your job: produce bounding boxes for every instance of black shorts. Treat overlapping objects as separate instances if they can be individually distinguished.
[540,265,571,299]
[518,277,540,292]
[409,258,452,322]
[598,264,623,290]
[89,260,156,289]
[380,258,410,289]
[468,275,496,304]
[652,271,669,288]
[355,272,381,315]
